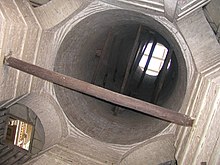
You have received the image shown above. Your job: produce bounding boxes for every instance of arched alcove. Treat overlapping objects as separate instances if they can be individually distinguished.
[17,93,66,149]
[6,103,45,154]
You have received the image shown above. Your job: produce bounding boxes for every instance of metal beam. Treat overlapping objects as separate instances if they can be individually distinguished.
[4,56,194,126]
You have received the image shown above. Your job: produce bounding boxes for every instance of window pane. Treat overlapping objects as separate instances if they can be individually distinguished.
[148,58,163,72]
[146,70,158,76]
[144,42,152,55]
[152,44,168,59]
[139,55,148,69]
[138,41,170,76]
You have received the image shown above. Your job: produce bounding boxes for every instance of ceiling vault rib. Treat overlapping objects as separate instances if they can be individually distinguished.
[4,56,194,127]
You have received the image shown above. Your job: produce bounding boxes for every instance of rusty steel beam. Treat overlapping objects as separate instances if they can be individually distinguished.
[4,56,194,126]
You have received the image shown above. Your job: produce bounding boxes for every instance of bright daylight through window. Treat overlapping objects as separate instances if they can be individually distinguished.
[6,118,33,150]
[139,42,170,76]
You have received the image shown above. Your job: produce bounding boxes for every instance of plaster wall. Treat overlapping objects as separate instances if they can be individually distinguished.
[175,9,220,164]
[0,0,42,107]
[23,0,191,163]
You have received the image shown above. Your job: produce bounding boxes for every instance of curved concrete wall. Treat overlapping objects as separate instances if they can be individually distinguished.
[54,8,188,145]
[2,0,219,164]
[33,0,89,29]
[18,93,67,150]
[175,9,220,164]
[120,134,175,165]
[23,1,193,163]
[0,0,42,107]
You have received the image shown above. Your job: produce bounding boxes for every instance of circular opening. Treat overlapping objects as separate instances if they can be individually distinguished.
[54,9,187,144]
[5,104,45,154]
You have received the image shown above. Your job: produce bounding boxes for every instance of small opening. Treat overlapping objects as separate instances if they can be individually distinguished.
[139,42,170,76]
[6,117,33,150]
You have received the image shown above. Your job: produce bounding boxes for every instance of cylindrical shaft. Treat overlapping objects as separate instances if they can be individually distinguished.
[4,56,194,126]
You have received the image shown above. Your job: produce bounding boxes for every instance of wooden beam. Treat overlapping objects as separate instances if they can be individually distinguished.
[113,25,142,115]
[129,41,145,76]
[113,39,124,82]
[123,41,146,97]
[4,56,194,126]
[151,48,173,104]
[102,36,116,87]
[137,39,157,88]
[125,41,147,97]
[91,31,113,84]
[130,37,152,79]
[120,25,142,93]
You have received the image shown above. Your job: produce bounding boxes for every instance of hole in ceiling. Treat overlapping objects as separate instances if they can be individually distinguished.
[54,10,187,144]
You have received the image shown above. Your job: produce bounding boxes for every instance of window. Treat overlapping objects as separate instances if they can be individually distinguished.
[139,42,170,76]
[6,118,33,150]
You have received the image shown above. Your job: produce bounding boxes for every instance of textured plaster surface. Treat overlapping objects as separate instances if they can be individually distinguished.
[1,0,220,164]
